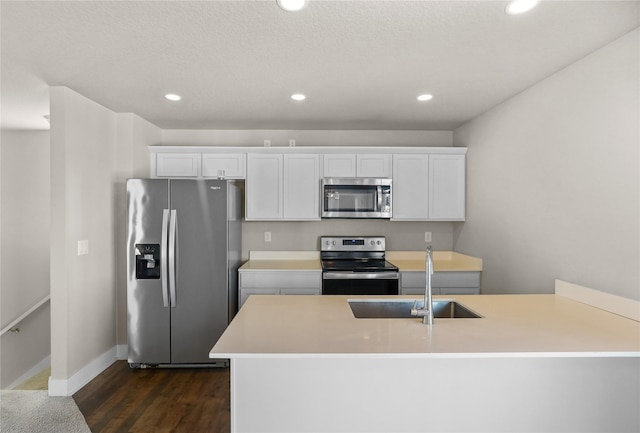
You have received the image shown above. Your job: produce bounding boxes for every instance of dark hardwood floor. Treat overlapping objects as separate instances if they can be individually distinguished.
[73,361,230,433]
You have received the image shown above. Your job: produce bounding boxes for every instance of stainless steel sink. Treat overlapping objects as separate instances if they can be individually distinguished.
[348,299,482,319]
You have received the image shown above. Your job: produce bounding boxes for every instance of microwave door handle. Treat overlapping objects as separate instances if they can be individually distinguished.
[377,186,382,211]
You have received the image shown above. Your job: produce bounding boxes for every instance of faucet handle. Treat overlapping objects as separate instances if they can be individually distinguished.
[410,300,419,316]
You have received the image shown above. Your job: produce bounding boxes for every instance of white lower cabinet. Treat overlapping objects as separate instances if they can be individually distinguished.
[238,270,322,309]
[400,271,480,295]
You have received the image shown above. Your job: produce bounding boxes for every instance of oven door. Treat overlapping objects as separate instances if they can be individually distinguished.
[322,271,399,295]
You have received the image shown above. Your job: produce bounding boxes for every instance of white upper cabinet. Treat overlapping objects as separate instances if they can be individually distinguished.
[246,153,321,221]
[323,153,391,178]
[356,154,392,178]
[246,154,283,220]
[283,154,320,220]
[429,154,465,220]
[392,153,465,221]
[323,154,356,177]
[392,154,429,220]
[202,153,246,179]
[150,147,465,221]
[155,153,201,177]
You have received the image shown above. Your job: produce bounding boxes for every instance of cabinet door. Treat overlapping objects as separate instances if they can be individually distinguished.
[202,153,246,179]
[323,154,356,177]
[429,154,465,220]
[246,154,283,220]
[280,287,321,296]
[392,154,429,220]
[156,153,201,177]
[283,154,320,220]
[357,154,391,178]
[439,288,480,295]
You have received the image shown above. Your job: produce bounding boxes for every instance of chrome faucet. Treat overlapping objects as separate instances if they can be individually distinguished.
[411,245,434,325]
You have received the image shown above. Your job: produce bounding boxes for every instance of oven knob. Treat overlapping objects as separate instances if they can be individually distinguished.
[370,240,375,246]
[332,241,336,246]
[377,240,381,245]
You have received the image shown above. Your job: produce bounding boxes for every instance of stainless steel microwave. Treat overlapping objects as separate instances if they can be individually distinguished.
[321,178,392,219]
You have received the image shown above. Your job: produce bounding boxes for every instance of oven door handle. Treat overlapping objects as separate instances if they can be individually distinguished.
[323,272,399,280]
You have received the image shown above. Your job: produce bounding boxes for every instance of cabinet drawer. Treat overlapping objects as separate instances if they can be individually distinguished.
[239,271,321,289]
[401,287,442,296]
[439,287,480,295]
[401,272,426,288]
[432,272,480,288]
[280,288,321,296]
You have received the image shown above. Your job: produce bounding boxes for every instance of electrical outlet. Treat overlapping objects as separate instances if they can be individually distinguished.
[424,232,432,242]
[289,139,296,147]
[77,240,89,256]
[264,231,272,242]
[264,139,271,147]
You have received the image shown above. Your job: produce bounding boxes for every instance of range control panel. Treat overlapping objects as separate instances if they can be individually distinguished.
[320,236,386,252]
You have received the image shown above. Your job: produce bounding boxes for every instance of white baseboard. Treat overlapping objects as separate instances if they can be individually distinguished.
[555,280,640,322]
[117,344,128,360]
[48,346,119,397]
[7,354,51,390]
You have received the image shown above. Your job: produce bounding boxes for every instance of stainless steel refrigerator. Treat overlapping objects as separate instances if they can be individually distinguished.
[126,179,241,368]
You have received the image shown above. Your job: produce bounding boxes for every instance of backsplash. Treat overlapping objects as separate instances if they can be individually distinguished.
[240,220,454,261]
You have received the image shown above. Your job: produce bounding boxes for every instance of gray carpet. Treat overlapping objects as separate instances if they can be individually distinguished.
[0,390,91,433]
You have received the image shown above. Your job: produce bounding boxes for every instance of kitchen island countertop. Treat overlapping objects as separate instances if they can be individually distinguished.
[211,287,640,432]
[211,293,639,358]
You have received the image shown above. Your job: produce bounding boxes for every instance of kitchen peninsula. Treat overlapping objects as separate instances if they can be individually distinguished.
[211,281,640,433]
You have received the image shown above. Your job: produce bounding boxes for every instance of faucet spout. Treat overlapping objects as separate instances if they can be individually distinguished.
[410,245,434,325]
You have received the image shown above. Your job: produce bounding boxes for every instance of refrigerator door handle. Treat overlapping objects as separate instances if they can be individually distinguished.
[160,209,170,308]
[168,209,178,308]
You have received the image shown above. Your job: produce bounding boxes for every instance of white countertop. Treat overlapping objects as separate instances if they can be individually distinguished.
[211,294,640,359]
[239,250,482,272]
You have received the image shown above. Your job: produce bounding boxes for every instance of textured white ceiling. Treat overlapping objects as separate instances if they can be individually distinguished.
[1,1,639,131]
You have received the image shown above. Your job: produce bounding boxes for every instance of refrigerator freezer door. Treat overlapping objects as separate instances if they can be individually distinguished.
[169,179,230,364]
[127,179,171,365]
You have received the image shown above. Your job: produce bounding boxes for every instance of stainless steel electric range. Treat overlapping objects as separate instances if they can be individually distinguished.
[320,236,399,295]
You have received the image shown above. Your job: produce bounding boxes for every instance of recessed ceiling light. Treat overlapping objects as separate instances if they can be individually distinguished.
[291,93,306,101]
[277,0,306,12]
[417,94,433,102]
[164,93,182,101]
[505,0,539,15]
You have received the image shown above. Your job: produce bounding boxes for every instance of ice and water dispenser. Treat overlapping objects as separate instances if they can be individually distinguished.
[135,244,161,279]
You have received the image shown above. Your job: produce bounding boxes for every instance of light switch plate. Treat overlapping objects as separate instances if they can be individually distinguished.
[264,232,272,242]
[424,232,432,242]
[77,240,89,256]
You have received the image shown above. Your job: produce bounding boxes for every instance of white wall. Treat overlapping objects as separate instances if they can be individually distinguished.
[49,87,119,392]
[0,130,51,388]
[161,129,452,148]
[453,29,639,299]
[48,89,163,394]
